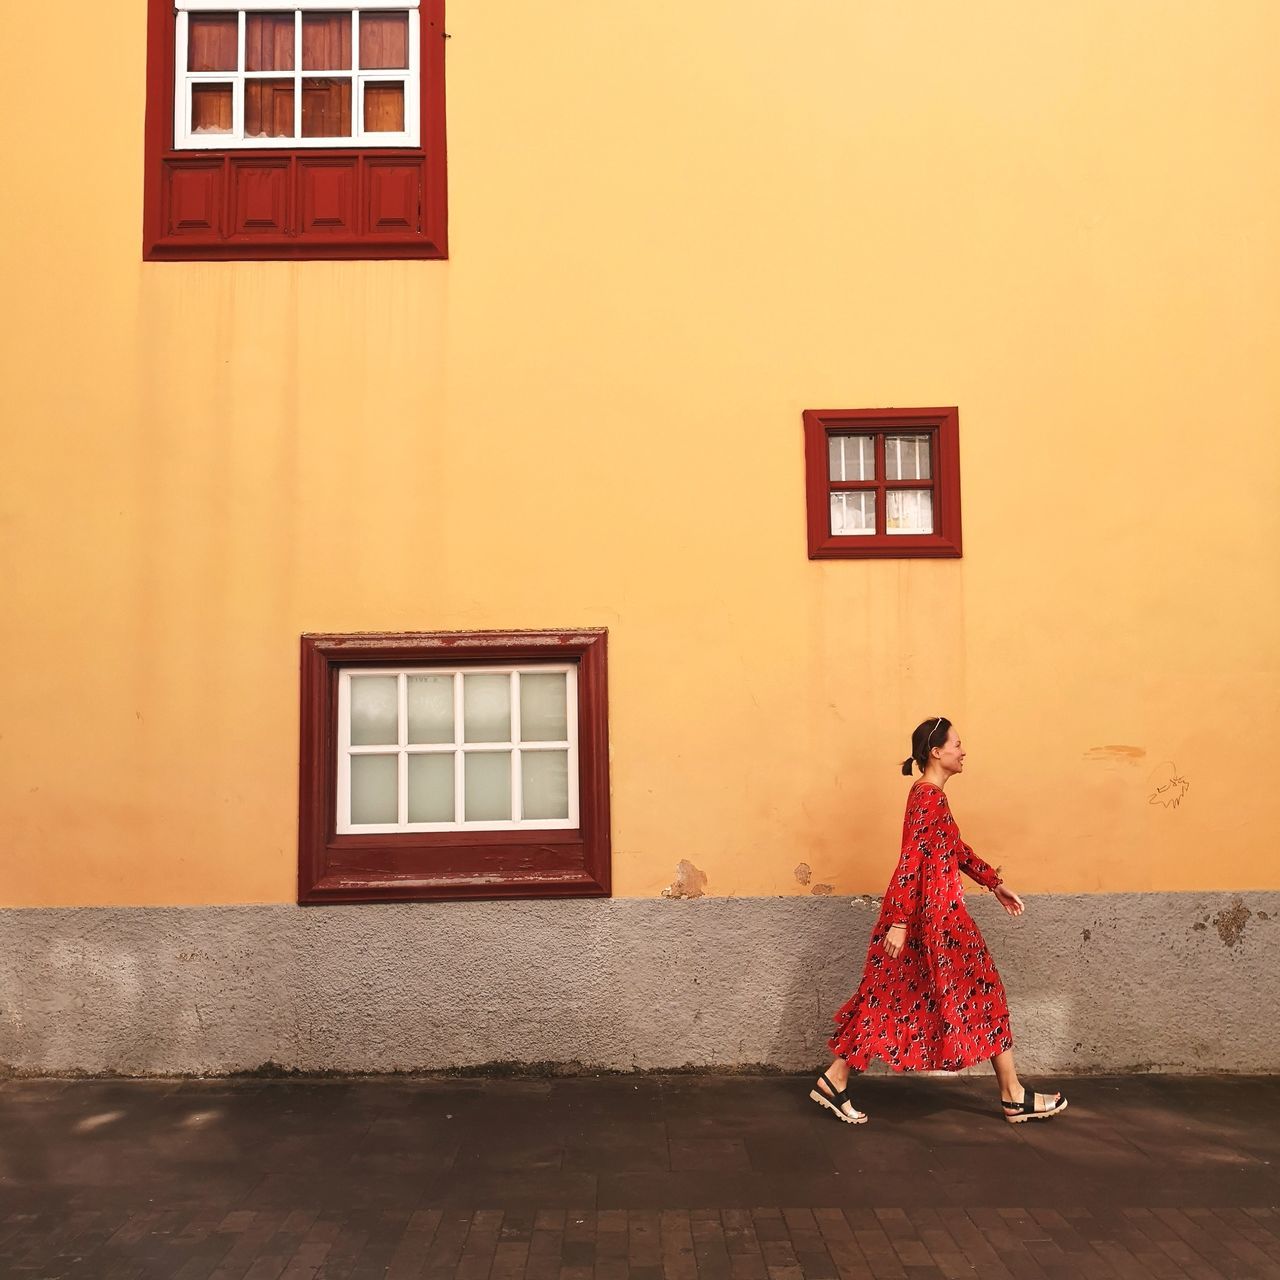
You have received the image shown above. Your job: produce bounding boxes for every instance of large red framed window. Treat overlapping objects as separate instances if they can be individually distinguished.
[804,407,963,559]
[299,631,611,904]
[143,0,446,261]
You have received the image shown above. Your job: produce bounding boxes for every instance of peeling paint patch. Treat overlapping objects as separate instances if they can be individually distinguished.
[1258,911,1271,921]
[1084,745,1147,763]
[811,884,834,897]
[848,894,880,909]
[1081,929,1091,942]
[793,863,812,886]
[660,860,708,900]
[1213,899,1252,949]
[1192,922,1207,932]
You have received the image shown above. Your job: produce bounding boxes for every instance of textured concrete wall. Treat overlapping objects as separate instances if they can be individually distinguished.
[1,893,1276,1077]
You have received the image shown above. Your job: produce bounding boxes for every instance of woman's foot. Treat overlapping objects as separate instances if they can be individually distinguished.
[809,1071,868,1124]
[1000,1085,1068,1123]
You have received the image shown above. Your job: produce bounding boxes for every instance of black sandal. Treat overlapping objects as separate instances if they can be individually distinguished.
[1001,1088,1068,1123]
[809,1072,868,1125]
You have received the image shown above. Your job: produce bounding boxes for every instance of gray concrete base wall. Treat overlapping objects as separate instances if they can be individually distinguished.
[1,893,1276,1077]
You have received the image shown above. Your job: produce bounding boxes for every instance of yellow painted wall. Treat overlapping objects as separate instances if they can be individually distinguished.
[2,2,1278,907]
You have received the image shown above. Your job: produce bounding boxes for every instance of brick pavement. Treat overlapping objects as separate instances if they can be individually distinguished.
[0,1074,1277,1278]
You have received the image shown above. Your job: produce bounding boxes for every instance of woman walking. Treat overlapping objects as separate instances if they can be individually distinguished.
[811,717,1068,1125]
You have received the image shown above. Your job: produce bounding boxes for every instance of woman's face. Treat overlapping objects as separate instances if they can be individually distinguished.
[934,727,966,775]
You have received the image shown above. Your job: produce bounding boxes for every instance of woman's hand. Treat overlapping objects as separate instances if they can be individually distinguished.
[884,922,906,958]
[994,884,1024,916]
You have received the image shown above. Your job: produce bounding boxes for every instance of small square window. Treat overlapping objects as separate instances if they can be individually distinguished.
[804,408,962,559]
[299,631,611,903]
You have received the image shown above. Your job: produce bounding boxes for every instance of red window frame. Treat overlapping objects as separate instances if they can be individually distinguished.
[299,630,611,904]
[804,407,963,559]
[143,0,447,261]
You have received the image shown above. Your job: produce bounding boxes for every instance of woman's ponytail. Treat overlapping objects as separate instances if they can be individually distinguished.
[900,757,915,776]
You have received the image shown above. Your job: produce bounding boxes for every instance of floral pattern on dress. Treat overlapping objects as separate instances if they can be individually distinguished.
[828,782,1014,1073]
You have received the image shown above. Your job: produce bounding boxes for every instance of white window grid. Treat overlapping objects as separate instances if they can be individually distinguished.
[174,1,421,150]
[336,665,580,835]
[828,429,936,537]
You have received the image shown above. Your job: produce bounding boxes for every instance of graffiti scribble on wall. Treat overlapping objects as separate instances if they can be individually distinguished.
[1147,762,1190,810]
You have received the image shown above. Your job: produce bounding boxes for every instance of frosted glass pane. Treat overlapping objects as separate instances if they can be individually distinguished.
[520,673,568,742]
[523,751,569,820]
[408,754,454,822]
[884,434,932,481]
[886,489,934,534]
[350,676,398,745]
[830,490,875,536]
[408,674,453,744]
[828,434,874,482]
[465,752,511,821]
[350,754,397,824]
[464,674,511,743]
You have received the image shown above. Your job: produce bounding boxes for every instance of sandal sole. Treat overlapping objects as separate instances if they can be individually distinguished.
[809,1089,868,1125]
[1005,1098,1069,1123]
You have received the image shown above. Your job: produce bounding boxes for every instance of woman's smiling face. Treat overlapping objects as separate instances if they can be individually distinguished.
[934,727,966,775]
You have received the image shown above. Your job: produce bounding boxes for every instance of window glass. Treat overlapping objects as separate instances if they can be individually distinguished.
[189,14,237,70]
[360,12,409,67]
[885,434,932,481]
[886,489,934,534]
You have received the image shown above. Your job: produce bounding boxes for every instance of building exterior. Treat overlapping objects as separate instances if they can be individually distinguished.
[2,1,1277,1076]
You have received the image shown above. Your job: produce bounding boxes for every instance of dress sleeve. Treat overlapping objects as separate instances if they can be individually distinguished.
[933,788,1002,890]
[881,839,923,927]
[957,838,1002,890]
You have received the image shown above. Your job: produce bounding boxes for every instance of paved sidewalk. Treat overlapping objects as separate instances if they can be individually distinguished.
[0,1073,1277,1278]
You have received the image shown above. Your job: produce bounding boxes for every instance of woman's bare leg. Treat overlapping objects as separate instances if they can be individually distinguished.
[824,1057,851,1090]
[992,1048,1059,1106]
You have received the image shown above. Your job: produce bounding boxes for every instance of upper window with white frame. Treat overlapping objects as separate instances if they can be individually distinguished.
[175,1,420,149]
[337,665,579,834]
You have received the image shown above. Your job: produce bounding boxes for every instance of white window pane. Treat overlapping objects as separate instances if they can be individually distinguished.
[465,751,511,821]
[828,434,874,482]
[350,675,398,745]
[350,754,397,823]
[520,673,568,742]
[886,489,934,534]
[884,434,932,481]
[408,754,454,822]
[830,490,875,536]
[463,674,511,743]
[522,751,569,821]
[407,674,453,744]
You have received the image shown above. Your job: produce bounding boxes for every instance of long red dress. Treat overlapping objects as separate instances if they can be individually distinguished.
[828,782,1014,1072]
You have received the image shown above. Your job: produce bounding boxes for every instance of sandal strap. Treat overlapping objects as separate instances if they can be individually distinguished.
[1002,1090,1057,1113]
[817,1072,845,1101]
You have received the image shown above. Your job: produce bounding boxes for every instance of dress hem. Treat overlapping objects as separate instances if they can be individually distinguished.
[827,1031,1014,1075]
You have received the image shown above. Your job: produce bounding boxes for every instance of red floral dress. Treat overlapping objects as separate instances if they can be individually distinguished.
[828,782,1014,1072]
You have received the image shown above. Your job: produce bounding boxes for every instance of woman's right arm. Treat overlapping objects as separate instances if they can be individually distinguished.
[881,839,924,929]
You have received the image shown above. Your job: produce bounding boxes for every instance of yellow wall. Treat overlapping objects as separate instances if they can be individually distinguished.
[3,2,1278,907]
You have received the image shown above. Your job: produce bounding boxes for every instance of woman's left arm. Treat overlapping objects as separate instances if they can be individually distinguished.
[959,840,1024,916]
[957,840,1001,891]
